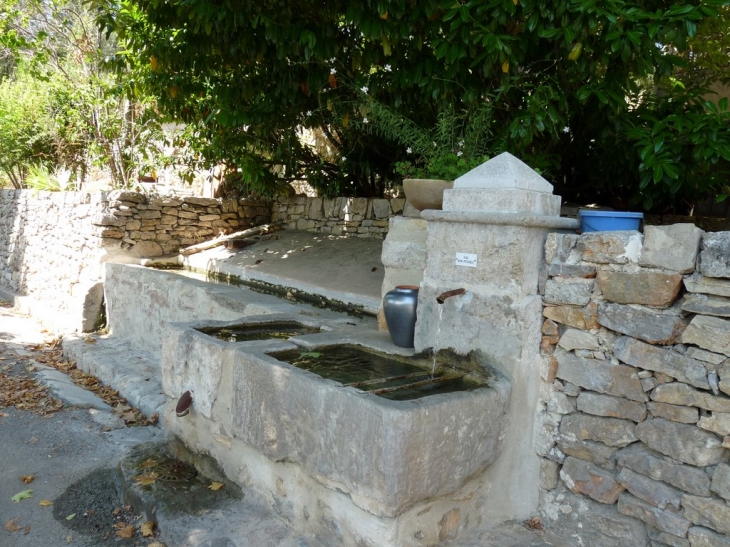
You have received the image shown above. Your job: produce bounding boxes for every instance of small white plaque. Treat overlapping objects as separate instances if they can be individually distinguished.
[455,253,477,268]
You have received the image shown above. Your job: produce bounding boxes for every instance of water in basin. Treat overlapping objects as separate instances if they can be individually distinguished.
[196,322,320,342]
[269,345,486,401]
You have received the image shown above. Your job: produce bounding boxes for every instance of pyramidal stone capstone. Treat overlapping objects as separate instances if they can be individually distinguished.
[454,152,554,193]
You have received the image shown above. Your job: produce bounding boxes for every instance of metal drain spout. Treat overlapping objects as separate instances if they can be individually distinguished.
[436,288,466,304]
[176,390,193,417]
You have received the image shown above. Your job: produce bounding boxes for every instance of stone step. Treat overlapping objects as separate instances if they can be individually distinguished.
[62,334,166,419]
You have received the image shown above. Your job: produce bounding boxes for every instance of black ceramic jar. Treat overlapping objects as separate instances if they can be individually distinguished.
[383,285,419,348]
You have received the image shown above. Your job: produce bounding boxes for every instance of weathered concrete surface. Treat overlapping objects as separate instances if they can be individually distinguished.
[104,262,350,354]
[183,230,385,314]
[379,216,427,330]
[63,334,166,419]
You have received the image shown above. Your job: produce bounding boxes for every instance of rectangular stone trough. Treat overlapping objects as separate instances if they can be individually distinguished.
[161,314,511,541]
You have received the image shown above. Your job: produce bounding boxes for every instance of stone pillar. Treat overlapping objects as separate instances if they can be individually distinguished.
[417,152,579,524]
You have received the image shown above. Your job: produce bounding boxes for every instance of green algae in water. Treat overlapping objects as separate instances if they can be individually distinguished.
[270,345,485,401]
[197,322,319,342]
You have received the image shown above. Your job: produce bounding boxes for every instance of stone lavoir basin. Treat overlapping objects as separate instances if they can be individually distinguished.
[195,321,320,342]
[160,313,511,540]
[269,345,487,401]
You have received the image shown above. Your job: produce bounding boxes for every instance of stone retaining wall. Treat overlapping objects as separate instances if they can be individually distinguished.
[536,225,730,546]
[0,189,269,332]
[271,196,408,237]
[97,192,270,256]
[0,191,107,332]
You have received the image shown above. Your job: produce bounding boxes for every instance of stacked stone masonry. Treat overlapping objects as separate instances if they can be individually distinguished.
[537,224,730,547]
[271,196,406,238]
[98,191,270,256]
[0,189,269,332]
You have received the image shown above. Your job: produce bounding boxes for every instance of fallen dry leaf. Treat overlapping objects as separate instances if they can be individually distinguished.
[133,472,158,486]
[65,513,76,521]
[38,499,53,507]
[140,520,155,537]
[115,524,134,539]
[140,458,157,469]
[21,474,34,484]
[23,524,30,535]
[208,481,225,491]
[0,373,63,416]
[0,412,6,417]
[4,518,21,532]
[66,535,73,543]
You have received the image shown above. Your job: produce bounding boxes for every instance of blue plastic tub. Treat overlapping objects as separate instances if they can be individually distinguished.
[579,210,644,233]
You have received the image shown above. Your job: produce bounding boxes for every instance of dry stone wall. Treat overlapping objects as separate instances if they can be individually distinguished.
[97,192,270,256]
[271,196,407,237]
[0,189,269,333]
[536,224,730,547]
[0,190,107,332]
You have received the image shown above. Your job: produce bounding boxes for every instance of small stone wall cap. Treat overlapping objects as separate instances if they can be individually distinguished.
[453,152,554,193]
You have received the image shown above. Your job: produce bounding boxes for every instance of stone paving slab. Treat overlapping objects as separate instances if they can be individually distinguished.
[34,364,112,411]
[63,334,166,419]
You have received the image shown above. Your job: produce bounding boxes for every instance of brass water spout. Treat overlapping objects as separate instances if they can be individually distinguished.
[436,288,466,304]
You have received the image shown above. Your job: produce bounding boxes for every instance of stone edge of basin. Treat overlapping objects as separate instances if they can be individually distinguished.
[420,210,581,230]
[236,346,512,516]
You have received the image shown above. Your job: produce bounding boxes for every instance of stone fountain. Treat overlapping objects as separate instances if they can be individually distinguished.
[157,153,577,545]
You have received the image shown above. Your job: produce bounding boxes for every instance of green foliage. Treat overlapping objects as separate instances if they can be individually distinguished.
[358,96,489,180]
[24,164,74,192]
[625,96,730,210]
[102,0,730,209]
[0,0,168,189]
[0,69,54,188]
